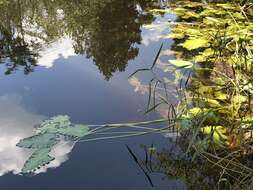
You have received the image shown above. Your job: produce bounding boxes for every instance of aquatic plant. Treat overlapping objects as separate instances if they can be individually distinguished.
[16,115,90,173]
[127,0,253,189]
[16,115,170,173]
[166,0,253,150]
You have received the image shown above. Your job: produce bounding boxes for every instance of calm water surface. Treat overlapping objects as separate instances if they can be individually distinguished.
[0,1,184,189]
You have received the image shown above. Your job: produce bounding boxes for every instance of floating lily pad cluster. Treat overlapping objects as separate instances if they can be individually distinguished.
[16,115,90,173]
[167,1,253,147]
[147,1,253,148]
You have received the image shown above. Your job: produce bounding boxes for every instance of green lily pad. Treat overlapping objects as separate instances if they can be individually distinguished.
[168,60,193,69]
[181,38,210,50]
[57,124,90,138]
[16,115,91,174]
[38,115,72,133]
[17,133,59,149]
[22,148,55,173]
[37,115,90,138]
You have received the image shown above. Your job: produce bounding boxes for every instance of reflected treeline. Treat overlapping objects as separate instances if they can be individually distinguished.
[126,141,252,190]
[0,0,154,78]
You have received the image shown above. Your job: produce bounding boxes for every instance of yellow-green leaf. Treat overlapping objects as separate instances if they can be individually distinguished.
[168,60,193,68]
[201,126,228,145]
[181,38,210,50]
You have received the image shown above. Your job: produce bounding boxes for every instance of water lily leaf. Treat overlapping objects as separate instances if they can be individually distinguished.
[216,3,237,10]
[185,28,202,37]
[201,126,228,145]
[188,107,202,116]
[214,91,227,100]
[22,148,55,173]
[231,95,248,110]
[38,115,72,133]
[57,124,90,138]
[181,38,210,50]
[198,85,213,95]
[168,60,193,69]
[173,7,187,15]
[168,33,185,39]
[149,9,170,14]
[200,8,226,16]
[203,17,222,25]
[232,12,245,20]
[16,115,91,174]
[183,2,203,8]
[188,107,218,123]
[195,48,215,62]
[37,115,90,138]
[173,7,200,19]
[204,98,221,107]
[17,133,59,149]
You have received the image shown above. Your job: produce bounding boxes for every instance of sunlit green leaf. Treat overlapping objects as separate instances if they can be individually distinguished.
[195,48,214,62]
[168,33,185,39]
[149,9,171,14]
[201,126,228,145]
[216,3,237,10]
[181,38,210,50]
[168,60,193,68]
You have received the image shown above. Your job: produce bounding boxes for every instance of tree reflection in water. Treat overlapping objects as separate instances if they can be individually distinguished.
[0,0,154,79]
[126,139,253,190]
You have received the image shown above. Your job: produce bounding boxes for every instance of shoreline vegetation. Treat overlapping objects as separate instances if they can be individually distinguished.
[137,0,253,189]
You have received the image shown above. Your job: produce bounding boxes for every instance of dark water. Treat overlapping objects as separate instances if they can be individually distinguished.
[0,1,184,189]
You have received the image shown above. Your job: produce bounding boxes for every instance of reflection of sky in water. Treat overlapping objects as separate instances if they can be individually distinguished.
[33,13,175,71]
[0,37,161,177]
[0,9,185,190]
[0,95,73,175]
[141,12,175,46]
[37,38,75,68]
[130,13,178,118]
[0,13,175,177]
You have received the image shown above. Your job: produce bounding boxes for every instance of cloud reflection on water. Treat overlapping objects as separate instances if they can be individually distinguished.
[36,38,75,68]
[0,95,73,176]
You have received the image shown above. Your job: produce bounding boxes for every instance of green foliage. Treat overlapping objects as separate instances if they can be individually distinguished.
[168,60,193,68]
[57,124,90,138]
[22,148,55,173]
[164,0,253,149]
[38,115,72,133]
[146,3,253,187]
[181,38,210,50]
[37,115,90,138]
[16,115,168,174]
[201,126,228,146]
[17,133,59,149]
[17,115,90,173]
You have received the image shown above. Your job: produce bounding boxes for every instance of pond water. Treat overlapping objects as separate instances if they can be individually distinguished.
[0,1,185,189]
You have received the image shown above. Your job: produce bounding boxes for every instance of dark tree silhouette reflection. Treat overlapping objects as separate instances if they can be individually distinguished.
[63,0,153,79]
[0,0,154,79]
